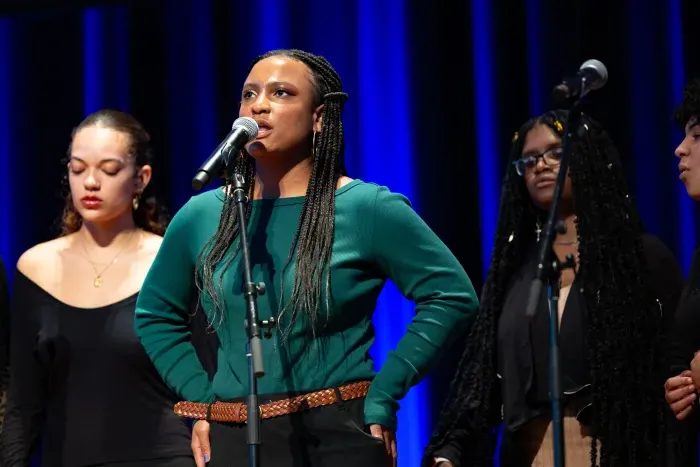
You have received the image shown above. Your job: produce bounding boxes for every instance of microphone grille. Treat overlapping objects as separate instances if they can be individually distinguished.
[232,117,259,141]
[580,59,608,90]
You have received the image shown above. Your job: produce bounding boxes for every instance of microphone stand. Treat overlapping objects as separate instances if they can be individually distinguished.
[524,98,585,467]
[231,173,276,467]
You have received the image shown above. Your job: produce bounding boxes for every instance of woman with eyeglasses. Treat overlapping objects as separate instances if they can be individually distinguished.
[423,109,685,467]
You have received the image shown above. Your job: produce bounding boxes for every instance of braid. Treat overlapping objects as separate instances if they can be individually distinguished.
[423,133,537,466]
[271,49,347,340]
[564,110,661,466]
[196,49,348,343]
[424,110,666,467]
[195,152,255,329]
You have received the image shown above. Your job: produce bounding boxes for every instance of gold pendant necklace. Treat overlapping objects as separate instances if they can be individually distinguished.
[80,229,138,288]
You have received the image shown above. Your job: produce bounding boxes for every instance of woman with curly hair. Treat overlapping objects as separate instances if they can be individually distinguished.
[425,109,685,467]
[0,110,194,466]
[664,77,700,465]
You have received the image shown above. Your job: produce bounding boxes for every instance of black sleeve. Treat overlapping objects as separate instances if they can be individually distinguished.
[0,258,9,431]
[660,243,700,380]
[432,431,467,466]
[639,235,687,375]
[0,273,49,466]
[640,237,700,466]
[641,235,685,320]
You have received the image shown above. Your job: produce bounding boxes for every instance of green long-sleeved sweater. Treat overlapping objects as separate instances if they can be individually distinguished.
[134,179,478,430]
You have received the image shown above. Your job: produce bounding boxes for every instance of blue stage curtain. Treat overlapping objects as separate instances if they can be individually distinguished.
[1,1,700,465]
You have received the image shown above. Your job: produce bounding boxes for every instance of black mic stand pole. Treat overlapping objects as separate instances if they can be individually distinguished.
[231,173,275,467]
[524,98,586,467]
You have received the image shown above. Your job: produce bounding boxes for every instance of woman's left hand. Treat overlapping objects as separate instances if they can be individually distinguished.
[691,351,700,392]
[369,424,397,466]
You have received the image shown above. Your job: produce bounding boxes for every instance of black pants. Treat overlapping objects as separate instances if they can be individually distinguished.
[208,397,389,467]
[89,456,195,466]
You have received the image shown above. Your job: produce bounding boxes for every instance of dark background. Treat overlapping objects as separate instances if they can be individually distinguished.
[0,0,698,465]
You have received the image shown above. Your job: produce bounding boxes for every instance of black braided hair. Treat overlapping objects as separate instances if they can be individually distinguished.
[675,78,700,129]
[424,110,667,467]
[195,49,348,339]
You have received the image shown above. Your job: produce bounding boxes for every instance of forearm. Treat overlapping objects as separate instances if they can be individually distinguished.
[365,301,474,429]
[0,391,46,465]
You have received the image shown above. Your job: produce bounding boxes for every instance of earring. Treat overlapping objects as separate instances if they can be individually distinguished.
[132,195,140,211]
[312,131,317,159]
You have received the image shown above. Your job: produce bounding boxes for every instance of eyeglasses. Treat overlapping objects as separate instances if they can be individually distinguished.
[512,147,564,176]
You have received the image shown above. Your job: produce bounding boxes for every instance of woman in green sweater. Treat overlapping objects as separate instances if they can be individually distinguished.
[134,48,478,467]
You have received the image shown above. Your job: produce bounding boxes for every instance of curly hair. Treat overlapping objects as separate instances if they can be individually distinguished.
[675,78,700,129]
[195,49,348,338]
[424,110,667,466]
[60,109,169,237]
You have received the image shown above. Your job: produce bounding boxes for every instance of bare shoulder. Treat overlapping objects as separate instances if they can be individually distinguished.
[337,176,354,189]
[137,231,164,266]
[139,231,164,253]
[16,236,72,284]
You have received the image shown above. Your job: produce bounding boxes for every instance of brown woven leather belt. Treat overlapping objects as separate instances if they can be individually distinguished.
[174,380,371,423]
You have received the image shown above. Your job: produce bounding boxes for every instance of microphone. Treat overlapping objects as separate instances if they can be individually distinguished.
[552,59,608,103]
[191,117,259,190]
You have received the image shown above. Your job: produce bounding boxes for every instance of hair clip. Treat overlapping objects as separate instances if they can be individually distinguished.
[554,120,563,132]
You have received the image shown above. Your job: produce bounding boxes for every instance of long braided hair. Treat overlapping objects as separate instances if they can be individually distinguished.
[424,110,666,466]
[195,49,348,339]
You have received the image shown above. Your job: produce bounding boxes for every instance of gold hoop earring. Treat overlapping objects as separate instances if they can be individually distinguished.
[132,195,140,211]
[312,131,317,159]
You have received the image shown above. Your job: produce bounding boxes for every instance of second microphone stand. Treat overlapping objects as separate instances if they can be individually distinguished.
[524,100,585,467]
[231,173,277,467]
